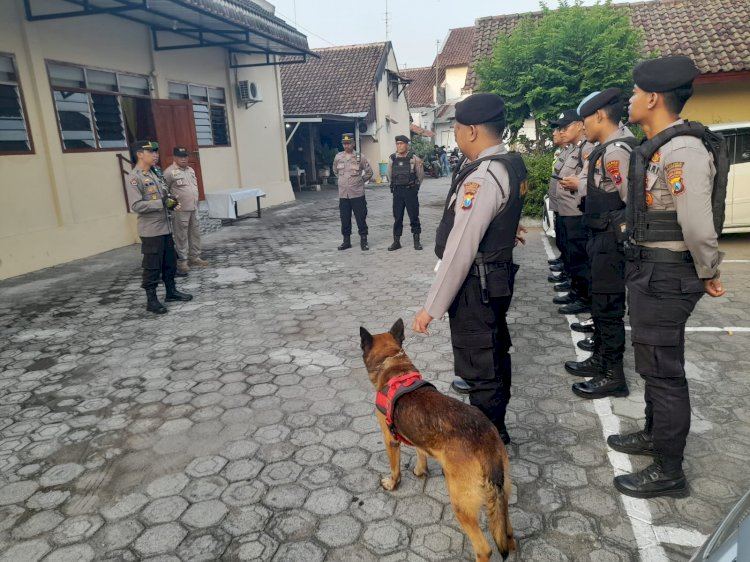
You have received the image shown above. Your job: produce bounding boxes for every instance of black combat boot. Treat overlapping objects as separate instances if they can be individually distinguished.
[553,292,576,305]
[548,272,569,283]
[496,423,511,445]
[571,318,595,333]
[549,263,564,272]
[564,352,604,377]
[338,236,352,250]
[450,377,471,394]
[360,236,369,251]
[572,364,629,399]
[548,257,563,266]
[165,282,193,302]
[388,236,401,251]
[613,457,688,499]
[145,289,167,314]
[554,280,571,291]
[558,299,591,315]
[577,337,595,352]
[607,419,654,456]
[413,234,423,251]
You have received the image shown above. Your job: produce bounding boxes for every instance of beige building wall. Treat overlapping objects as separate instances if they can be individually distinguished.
[0,0,294,280]
[443,66,468,103]
[683,80,750,125]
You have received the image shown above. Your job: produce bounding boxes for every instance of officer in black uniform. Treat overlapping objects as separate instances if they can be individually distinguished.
[608,56,727,498]
[566,88,637,399]
[387,135,425,251]
[412,93,527,445]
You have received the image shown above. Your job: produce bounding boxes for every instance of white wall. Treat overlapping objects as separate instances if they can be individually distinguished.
[442,66,468,103]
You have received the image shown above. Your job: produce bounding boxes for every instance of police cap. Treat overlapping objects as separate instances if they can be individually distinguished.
[549,109,582,129]
[395,135,410,144]
[454,92,505,125]
[578,88,622,118]
[130,140,155,153]
[173,146,189,157]
[633,56,700,92]
[341,133,354,144]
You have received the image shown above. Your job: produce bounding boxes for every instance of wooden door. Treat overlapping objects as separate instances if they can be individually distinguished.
[151,99,205,199]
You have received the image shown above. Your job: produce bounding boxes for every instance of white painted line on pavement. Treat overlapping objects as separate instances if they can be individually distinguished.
[722,259,750,263]
[623,326,750,333]
[540,234,708,556]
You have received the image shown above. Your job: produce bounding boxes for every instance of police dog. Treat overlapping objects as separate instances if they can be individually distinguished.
[360,319,515,561]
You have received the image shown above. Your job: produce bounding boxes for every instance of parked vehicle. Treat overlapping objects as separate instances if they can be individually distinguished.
[710,122,750,234]
[689,487,750,562]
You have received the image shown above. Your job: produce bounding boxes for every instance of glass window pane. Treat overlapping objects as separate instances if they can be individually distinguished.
[49,63,86,89]
[210,105,229,146]
[0,84,31,153]
[92,94,126,148]
[0,55,16,82]
[87,69,117,92]
[118,73,149,96]
[189,85,208,103]
[53,90,95,149]
[208,87,225,104]
[736,133,750,165]
[168,81,189,100]
[193,103,213,146]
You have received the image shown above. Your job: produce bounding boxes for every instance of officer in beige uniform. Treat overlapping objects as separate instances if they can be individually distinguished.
[332,133,374,251]
[163,147,207,274]
[547,127,571,286]
[412,93,527,445]
[607,56,727,498]
[126,141,193,314]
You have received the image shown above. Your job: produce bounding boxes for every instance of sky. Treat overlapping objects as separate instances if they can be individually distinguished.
[269,0,633,69]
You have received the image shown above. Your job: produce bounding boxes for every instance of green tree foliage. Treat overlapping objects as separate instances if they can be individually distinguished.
[476,1,644,149]
[522,152,555,218]
[409,136,435,160]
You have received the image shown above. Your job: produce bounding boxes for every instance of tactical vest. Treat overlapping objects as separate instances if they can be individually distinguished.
[375,372,434,446]
[434,152,527,263]
[583,137,639,231]
[627,122,728,242]
[390,152,417,187]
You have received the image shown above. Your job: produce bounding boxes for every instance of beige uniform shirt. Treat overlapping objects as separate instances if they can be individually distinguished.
[386,153,425,186]
[591,125,635,202]
[126,166,171,238]
[424,144,512,319]
[558,139,595,216]
[548,144,571,213]
[333,151,374,198]
[641,119,721,279]
[163,164,199,212]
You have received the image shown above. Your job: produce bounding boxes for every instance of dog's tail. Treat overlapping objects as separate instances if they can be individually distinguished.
[483,450,516,560]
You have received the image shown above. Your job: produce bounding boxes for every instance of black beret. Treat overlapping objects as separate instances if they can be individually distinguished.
[395,135,410,143]
[455,92,505,125]
[578,88,623,118]
[173,146,189,157]
[130,140,154,153]
[549,109,582,129]
[341,133,354,143]
[633,56,700,92]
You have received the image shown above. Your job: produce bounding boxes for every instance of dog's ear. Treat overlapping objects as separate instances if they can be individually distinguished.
[360,327,374,353]
[389,318,405,346]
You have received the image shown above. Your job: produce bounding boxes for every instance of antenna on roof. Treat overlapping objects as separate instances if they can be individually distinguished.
[384,0,390,41]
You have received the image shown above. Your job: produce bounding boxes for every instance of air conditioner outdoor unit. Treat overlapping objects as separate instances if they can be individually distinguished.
[237,80,262,104]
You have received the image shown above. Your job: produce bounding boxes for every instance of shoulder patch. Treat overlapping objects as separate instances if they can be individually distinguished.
[129,178,138,186]
[605,160,623,185]
[462,182,480,210]
[665,162,685,196]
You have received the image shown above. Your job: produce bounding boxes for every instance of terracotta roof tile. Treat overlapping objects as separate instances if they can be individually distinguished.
[401,66,436,107]
[464,0,750,91]
[436,26,475,67]
[280,42,389,116]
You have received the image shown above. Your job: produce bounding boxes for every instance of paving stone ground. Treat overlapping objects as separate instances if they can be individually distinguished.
[1,178,749,561]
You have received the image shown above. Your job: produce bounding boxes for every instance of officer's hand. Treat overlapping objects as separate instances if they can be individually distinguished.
[704,276,726,297]
[515,225,528,246]
[411,308,433,335]
[166,197,179,210]
[559,176,579,191]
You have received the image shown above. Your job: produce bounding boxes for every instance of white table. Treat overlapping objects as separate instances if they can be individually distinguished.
[205,188,266,220]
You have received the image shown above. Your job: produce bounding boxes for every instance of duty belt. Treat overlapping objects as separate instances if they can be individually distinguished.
[469,261,509,277]
[625,245,693,263]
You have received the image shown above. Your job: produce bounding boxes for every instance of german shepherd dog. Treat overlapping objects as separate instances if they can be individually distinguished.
[360,319,515,561]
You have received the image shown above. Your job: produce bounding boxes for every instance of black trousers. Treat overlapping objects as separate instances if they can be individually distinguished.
[448,264,517,433]
[554,212,565,259]
[339,196,368,236]
[560,215,590,300]
[587,231,626,365]
[392,186,421,236]
[141,234,177,290]
[626,260,704,469]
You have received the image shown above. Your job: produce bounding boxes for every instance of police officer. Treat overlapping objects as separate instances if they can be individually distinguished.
[164,147,207,275]
[556,110,596,314]
[547,125,572,289]
[608,56,726,498]
[387,135,425,251]
[126,141,193,314]
[333,133,374,251]
[412,93,527,445]
[566,88,637,399]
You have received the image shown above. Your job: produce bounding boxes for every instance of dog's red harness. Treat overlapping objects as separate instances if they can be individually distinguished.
[375,371,434,446]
